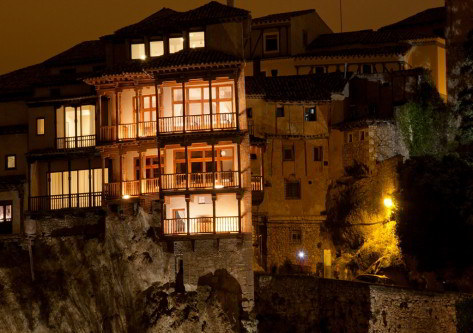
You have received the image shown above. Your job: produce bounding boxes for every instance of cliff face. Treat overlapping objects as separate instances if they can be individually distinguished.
[0,209,250,333]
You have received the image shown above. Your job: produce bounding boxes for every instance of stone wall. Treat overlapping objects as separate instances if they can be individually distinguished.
[255,274,472,333]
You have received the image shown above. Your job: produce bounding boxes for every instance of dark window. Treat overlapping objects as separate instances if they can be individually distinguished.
[304,107,317,121]
[5,155,15,170]
[50,88,60,97]
[276,106,284,117]
[250,153,257,160]
[360,131,365,141]
[362,64,372,74]
[0,201,13,234]
[285,180,301,200]
[346,133,353,143]
[314,146,323,162]
[264,33,279,53]
[271,69,278,77]
[291,229,302,243]
[93,65,106,72]
[315,66,325,74]
[246,108,253,119]
[302,30,308,47]
[283,146,294,161]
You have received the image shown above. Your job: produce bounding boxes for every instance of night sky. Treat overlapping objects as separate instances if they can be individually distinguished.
[0,0,444,75]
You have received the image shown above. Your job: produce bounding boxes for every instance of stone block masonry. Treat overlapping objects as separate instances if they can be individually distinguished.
[255,274,472,333]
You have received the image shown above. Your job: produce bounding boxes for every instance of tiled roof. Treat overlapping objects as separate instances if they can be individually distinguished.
[43,40,105,67]
[300,44,412,59]
[0,64,45,97]
[91,48,242,78]
[253,9,314,24]
[0,125,28,135]
[307,29,438,51]
[380,7,445,34]
[245,73,348,102]
[114,1,250,37]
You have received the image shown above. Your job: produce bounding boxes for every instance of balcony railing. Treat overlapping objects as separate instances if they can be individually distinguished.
[141,178,159,194]
[161,171,238,190]
[251,176,263,191]
[119,123,137,140]
[122,180,140,197]
[163,216,239,235]
[56,135,96,149]
[139,121,157,137]
[101,126,117,142]
[29,192,102,211]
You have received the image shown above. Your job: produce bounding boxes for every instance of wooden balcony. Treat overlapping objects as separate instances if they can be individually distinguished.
[163,216,239,235]
[29,192,102,211]
[251,176,263,191]
[56,135,96,149]
[99,113,237,142]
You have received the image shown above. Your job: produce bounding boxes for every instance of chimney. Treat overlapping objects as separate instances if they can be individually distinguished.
[227,0,234,7]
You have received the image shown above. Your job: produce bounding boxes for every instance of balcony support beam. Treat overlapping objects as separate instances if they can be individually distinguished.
[237,193,242,233]
[157,142,162,193]
[212,142,215,190]
[185,144,189,191]
[185,195,190,236]
[237,138,242,189]
[212,194,216,234]
[67,159,72,208]
[139,150,144,195]
[101,156,106,205]
[135,88,141,139]
[154,79,160,136]
[115,90,121,141]
[234,74,240,132]
[97,93,102,143]
[182,81,186,134]
[208,76,213,132]
[119,150,123,198]
[88,158,92,207]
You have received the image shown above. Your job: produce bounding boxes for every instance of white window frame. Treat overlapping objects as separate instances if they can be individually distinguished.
[263,32,279,54]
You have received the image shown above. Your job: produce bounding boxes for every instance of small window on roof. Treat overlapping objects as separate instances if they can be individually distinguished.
[189,31,205,48]
[276,106,284,117]
[304,107,317,122]
[131,43,146,60]
[264,32,279,53]
[169,37,184,54]
[150,41,164,57]
[5,155,15,170]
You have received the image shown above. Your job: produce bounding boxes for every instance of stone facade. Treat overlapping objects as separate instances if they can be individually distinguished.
[255,274,472,333]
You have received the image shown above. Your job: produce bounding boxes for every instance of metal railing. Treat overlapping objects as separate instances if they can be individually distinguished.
[163,216,239,235]
[251,176,263,191]
[29,192,102,211]
[56,135,96,149]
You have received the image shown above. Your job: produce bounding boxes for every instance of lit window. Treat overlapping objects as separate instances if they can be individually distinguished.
[131,43,146,60]
[304,107,317,122]
[313,146,323,162]
[37,118,45,135]
[283,146,294,161]
[264,33,279,53]
[0,201,13,234]
[285,180,301,200]
[169,37,184,54]
[150,41,164,57]
[189,31,205,48]
[5,155,15,170]
[276,106,284,117]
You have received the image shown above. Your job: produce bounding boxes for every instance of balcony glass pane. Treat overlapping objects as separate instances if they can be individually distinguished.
[219,86,232,99]
[65,107,76,137]
[203,87,216,100]
[188,103,202,115]
[169,37,184,54]
[173,89,183,102]
[188,88,201,100]
[219,101,232,114]
[0,206,3,221]
[5,205,11,221]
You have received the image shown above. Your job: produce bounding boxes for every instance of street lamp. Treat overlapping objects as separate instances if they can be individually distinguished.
[383,197,393,208]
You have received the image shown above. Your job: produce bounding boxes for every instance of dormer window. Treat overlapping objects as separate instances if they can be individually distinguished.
[264,32,279,53]
[169,37,184,54]
[131,43,146,60]
[189,31,205,48]
[150,40,164,57]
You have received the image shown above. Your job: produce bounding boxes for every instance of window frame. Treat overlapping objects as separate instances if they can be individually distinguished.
[36,117,45,136]
[263,32,279,54]
[149,40,164,57]
[172,84,234,117]
[285,179,301,200]
[169,36,184,54]
[291,229,302,244]
[246,107,253,119]
[130,42,146,60]
[5,155,16,170]
[0,200,13,234]
[276,106,284,118]
[283,145,295,161]
[189,31,205,49]
[313,146,323,162]
[304,107,317,122]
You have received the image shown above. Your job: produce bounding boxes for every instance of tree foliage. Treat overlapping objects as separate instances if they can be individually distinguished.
[395,155,473,272]
[396,76,456,157]
[457,29,473,145]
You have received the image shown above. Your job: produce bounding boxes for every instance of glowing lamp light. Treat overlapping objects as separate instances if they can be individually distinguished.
[298,251,305,259]
[384,197,393,208]
[123,195,130,200]
[215,185,224,189]
[221,150,226,157]
[140,55,147,60]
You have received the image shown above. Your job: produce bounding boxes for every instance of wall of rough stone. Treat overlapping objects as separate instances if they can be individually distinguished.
[255,274,472,333]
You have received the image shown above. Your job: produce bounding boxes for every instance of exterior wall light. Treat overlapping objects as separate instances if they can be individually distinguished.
[215,185,224,189]
[123,195,130,199]
[298,251,305,259]
[140,55,146,60]
[383,197,393,208]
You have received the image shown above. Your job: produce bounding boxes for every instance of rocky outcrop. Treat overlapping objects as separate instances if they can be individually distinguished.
[0,209,253,332]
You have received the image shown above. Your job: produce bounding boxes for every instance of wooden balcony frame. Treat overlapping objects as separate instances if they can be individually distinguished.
[29,192,102,212]
[56,135,96,150]
[163,216,239,235]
